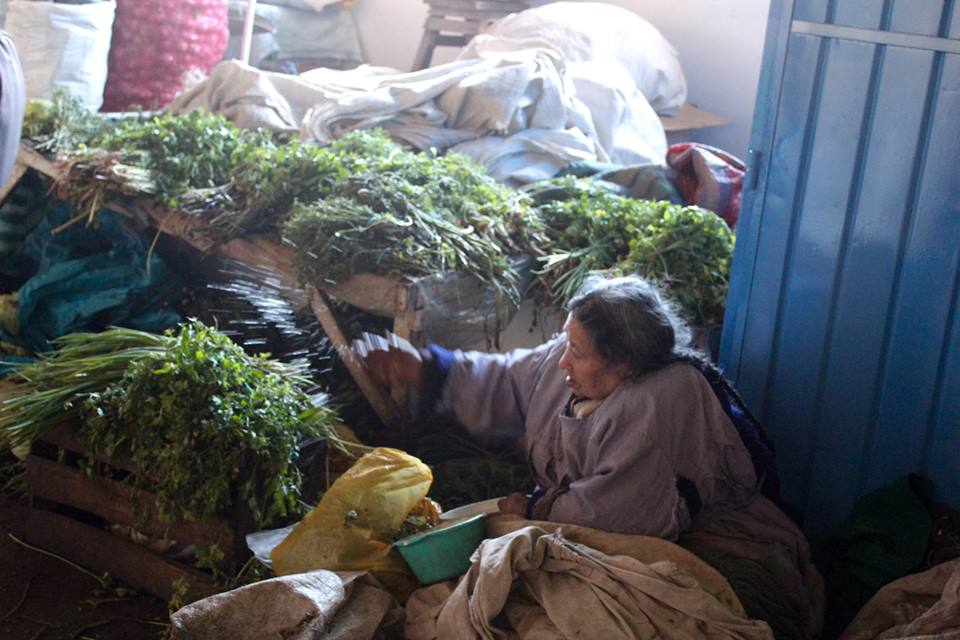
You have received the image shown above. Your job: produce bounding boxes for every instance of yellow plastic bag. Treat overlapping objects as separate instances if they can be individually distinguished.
[271,447,432,591]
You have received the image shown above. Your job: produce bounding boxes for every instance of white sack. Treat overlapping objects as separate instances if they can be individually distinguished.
[463,1,686,115]
[5,0,115,111]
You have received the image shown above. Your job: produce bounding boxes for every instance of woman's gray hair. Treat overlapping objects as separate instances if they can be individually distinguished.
[566,274,699,378]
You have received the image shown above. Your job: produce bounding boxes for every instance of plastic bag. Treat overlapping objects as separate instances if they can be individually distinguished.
[271,447,432,592]
[5,0,115,111]
[0,205,181,352]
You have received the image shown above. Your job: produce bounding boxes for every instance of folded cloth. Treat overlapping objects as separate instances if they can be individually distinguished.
[838,557,960,640]
[667,143,745,229]
[169,2,673,185]
[406,521,774,640]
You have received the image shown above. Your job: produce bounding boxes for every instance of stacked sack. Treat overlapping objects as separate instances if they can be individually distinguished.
[101,0,228,111]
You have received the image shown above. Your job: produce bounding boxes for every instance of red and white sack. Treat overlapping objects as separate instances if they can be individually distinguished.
[101,0,228,112]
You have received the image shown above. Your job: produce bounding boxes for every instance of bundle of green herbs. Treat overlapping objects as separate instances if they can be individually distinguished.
[0,321,338,528]
[22,91,108,153]
[95,110,260,207]
[0,327,171,449]
[282,132,543,305]
[622,204,735,327]
[182,137,346,240]
[530,176,735,326]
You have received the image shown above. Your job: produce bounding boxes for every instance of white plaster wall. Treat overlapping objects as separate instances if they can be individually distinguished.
[350,0,771,159]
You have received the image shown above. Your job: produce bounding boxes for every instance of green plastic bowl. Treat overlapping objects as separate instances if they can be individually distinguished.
[394,513,487,584]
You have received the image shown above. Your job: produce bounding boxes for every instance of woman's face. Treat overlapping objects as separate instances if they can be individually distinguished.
[558,314,627,400]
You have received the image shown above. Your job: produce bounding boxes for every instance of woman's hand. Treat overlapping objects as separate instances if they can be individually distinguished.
[353,332,424,396]
[497,492,529,516]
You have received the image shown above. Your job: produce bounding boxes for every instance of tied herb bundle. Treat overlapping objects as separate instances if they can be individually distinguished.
[0,328,171,449]
[0,322,337,528]
[282,132,543,305]
[96,110,258,207]
[183,138,346,240]
[530,177,735,326]
[22,91,108,153]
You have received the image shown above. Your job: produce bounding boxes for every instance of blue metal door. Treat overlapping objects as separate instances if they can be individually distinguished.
[721,0,960,533]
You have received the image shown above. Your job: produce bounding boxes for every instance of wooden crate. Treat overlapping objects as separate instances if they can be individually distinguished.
[24,424,250,601]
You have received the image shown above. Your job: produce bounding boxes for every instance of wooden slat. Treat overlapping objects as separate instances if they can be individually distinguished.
[428,6,518,20]
[35,423,136,472]
[308,286,403,427]
[659,104,730,132]
[25,454,234,551]
[17,144,62,176]
[0,161,28,204]
[25,509,214,601]
[428,0,528,12]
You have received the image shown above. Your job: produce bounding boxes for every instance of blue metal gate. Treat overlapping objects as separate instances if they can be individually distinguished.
[720,0,960,532]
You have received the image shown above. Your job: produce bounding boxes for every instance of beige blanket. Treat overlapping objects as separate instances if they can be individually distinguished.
[406,520,773,640]
[839,557,960,640]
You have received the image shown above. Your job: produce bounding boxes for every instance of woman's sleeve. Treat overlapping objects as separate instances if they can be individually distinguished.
[440,339,558,445]
[532,405,686,539]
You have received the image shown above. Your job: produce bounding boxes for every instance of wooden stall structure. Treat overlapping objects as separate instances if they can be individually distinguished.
[5,144,522,428]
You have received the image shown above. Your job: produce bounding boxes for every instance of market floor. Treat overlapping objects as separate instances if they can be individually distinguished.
[0,492,168,640]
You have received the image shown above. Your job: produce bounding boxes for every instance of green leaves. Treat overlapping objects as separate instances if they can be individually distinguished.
[280,132,542,306]
[95,111,252,206]
[531,177,735,326]
[78,321,335,527]
[0,322,336,529]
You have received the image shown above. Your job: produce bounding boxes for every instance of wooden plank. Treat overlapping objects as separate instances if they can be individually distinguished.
[34,423,136,471]
[0,161,28,204]
[17,144,63,177]
[25,454,234,551]
[413,29,440,71]
[659,103,730,132]
[25,509,214,601]
[428,6,518,20]
[308,286,403,427]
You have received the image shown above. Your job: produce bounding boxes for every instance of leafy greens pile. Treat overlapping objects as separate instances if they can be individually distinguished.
[22,97,539,303]
[22,94,735,326]
[0,321,336,527]
[282,133,543,305]
[529,177,735,326]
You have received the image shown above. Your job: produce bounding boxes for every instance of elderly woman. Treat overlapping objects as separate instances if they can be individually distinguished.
[368,275,773,536]
[366,275,822,638]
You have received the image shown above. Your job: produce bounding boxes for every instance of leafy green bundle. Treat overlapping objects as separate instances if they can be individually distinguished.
[0,327,171,449]
[22,92,108,153]
[531,177,734,326]
[1,322,336,527]
[96,110,259,206]
[623,204,734,327]
[282,136,541,304]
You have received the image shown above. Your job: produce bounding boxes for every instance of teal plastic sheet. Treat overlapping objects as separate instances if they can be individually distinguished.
[0,205,181,353]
